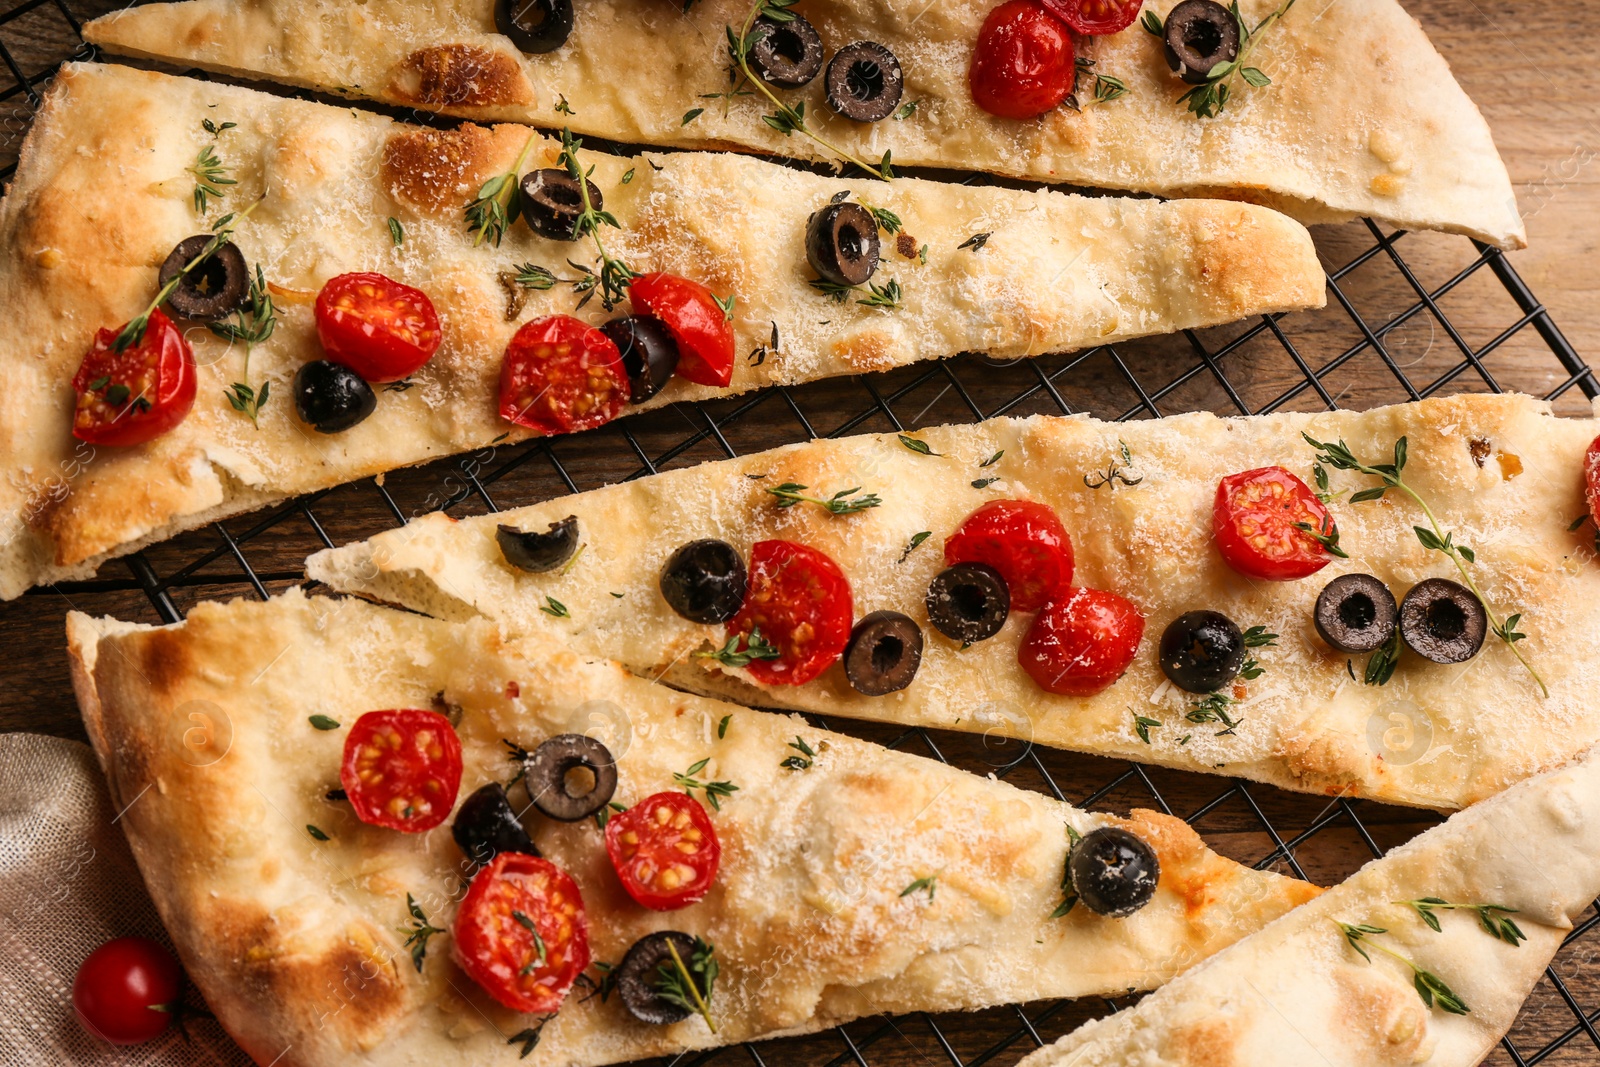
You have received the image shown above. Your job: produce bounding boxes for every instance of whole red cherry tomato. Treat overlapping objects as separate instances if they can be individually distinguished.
[71,310,196,447]
[1018,587,1145,695]
[1039,0,1144,36]
[1584,434,1600,529]
[604,791,722,910]
[72,937,182,1045]
[945,499,1074,612]
[452,852,591,1014]
[498,315,631,434]
[314,272,442,382]
[1213,466,1338,581]
[970,0,1077,120]
[629,272,736,388]
[339,709,463,832]
[725,540,853,686]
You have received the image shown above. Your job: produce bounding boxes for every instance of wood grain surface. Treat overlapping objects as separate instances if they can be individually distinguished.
[1,2,1597,1064]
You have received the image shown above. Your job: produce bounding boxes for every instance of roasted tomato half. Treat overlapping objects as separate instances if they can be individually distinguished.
[498,314,631,435]
[452,852,591,1014]
[1018,587,1145,695]
[629,273,736,388]
[1213,466,1338,581]
[339,709,463,833]
[1039,0,1144,36]
[1584,434,1600,529]
[969,0,1077,120]
[605,791,722,910]
[314,271,442,382]
[71,309,196,447]
[724,540,854,686]
[945,499,1074,612]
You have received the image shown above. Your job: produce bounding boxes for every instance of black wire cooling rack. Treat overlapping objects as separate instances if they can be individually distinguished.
[7,1,1600,1064]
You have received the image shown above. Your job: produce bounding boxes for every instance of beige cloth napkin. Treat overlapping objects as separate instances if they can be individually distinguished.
[0,733,251,1066]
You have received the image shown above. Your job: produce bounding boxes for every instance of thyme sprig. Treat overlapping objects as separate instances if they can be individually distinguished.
[809,277,904,309]
[673,759,739,811]
[1303,432,1547,697]
[1187,692,1242,735]
[1239,625,1277,681]
[507,1021,549,1058]
[696,626,782,668]
[767,482,882,514]
[1050,825,1083,918]
[1336,921,1469,1015]
[400,893,445,973]
[466,133,538,247]
[1133,713,1161,744]
[211,265,277,428]
[781,735,815,771]
[1399,898,1526,946]
[656,938,719,1032]
[899,531,931,563]
[1067,58,1128,108]
[1084,440,1142,490]
[557,129,639,310]
[1147,0,1296,118]
[1353,631,1401,687]
[901,875,937,900]
[189,138,236,215]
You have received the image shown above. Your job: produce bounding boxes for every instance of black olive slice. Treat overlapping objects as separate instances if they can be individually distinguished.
[1399,578,1487,664]
[158,236,249,322]
[616,931,697,1025]
[601,316,680,403]
[844,611,923,696]
[806,202,880,288]
[1158,610,1245,694]
[452,782,539,865]
[523,734,618,822]
[825,41,904,123]
[1068,826,1160,918]
[520,168,603,241]
[495,0,574,54]
[293,360,376,434]
[1314,574,1398,654]
[661,539,748,624]
[1163,0,1241,84]
[497,516,580,573]
[748,12,825,89]
[926,563,1010,644]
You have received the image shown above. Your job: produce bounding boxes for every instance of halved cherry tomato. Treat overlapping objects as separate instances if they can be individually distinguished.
[1213,466,1337,581]
[969,0,1077,120]
[629,272,736,388]
[314,272,442,382]
[604,791,721,910]
[1039,0,1144,36]
[71,310,196,447]
[339,709,463,833]
[72,937,181,1045]
[945,499,1074,612]
[1018,587,1144,695]
[725,540,854,686]
[498,315,631,434]
[1584,434,1600,528]
[452,852,591,1014]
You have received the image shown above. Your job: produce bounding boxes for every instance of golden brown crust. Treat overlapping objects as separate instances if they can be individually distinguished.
[389,44,534,109]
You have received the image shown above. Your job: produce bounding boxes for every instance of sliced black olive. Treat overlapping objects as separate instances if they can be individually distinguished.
[293,360,376,434]
[1314,574,1398,654]
[1399,578,1487,664]
[926,563,1010,644]
[601,316,680,403]
[520,168,602,241]
[497,516,580,573]
[806,202,880,288]
[660,539,747,624]
[158,236,249,322]
[1068,826,1160,918]
[1163,0,1240,84]
[825,41,904,123]
[748,12,825,89]
[495,0,573,54]
[616,932,697,1025]
[1158,610,1245,694]
[452,782,539,865]
[523,734,618,822]
[844,611,923,696]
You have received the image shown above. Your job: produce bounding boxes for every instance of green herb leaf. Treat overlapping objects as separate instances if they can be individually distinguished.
[900,875,937,900]
[981,449,1005,468]
[306,824,330,841]
[898,434,940,457]
[541,596,570,618]
[652,937,719,1032]
[683,107,706,124]
[401,893,446,973]
[621,168,636,184]
[957,232,992,253]
[766,482,882,514]
[695,626,782,668]
[1133,714,1161,744]
[780,735,816,771]
[718,714,732,739]
[309,714,340,731]
[893,99,919,120]
[387,216,404,245]
[672,762,739,811]
[1141,9,1164,34]
[972,477,1000,490]
[899,531,931,563]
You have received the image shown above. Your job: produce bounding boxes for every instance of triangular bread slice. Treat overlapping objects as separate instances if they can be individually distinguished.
[1014,741,1600,1067]
[66,589,1318,1067]
[309,392,1600,811]
[0,62,1322,601]
[84,0,1524,247]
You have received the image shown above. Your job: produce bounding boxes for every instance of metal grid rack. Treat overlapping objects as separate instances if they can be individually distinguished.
[6,1,1600,1064]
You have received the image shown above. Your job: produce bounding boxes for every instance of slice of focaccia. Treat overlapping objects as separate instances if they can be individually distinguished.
[310,392,1600,811]
[0,61,1322,601]
[1015,741,1600,1067]
[66,589,1319,1067]
[84,0,1524,247]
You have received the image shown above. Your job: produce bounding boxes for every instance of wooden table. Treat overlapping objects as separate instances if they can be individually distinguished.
[2,3,1597,1065]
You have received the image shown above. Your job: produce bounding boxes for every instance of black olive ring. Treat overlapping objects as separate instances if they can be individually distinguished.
[1068,826,1160,918]
[1398,578,1487,664]
[1162,0,1241,84]
[1158,610,1246,694]
[520,168,603,241]
[451,782,540,865]
[843,611,924,696]
[495,0,574,54]
[615,932,698,1025]
[825,41,904,123]
[748,12,825,89]
[497,516,581,573]
[159,235,250,322]
[806,202,881,288]
[523,733,619,822]
[925,563,1010,644]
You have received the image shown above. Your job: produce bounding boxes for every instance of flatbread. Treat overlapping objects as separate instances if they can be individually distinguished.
[83,0,1525,248]
[65,589,1319,1067]
[309,392,1600,811]
[1015,741,1600,1067]
[0,61,1322,601]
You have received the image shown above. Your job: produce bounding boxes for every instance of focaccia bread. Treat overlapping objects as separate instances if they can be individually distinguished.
[1016,741,1600,1067]
[0,61,1322,601]
[66,589,1319,1067]
[84,0,1525,247]
[310,392,1600,811]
